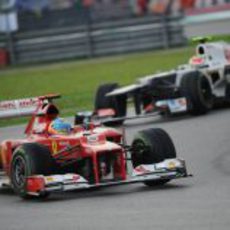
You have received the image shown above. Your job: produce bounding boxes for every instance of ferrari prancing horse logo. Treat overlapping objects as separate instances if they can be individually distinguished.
[51,141,58,155]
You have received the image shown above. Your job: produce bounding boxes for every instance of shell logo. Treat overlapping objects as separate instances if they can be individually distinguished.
[168,161,176,170]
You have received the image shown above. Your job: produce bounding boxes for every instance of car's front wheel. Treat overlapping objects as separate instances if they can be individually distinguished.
[131,128,176,186]
[95,83,127,126]
[11,143,57,199]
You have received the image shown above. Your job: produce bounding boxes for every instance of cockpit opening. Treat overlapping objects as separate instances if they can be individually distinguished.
[197,46,205,55]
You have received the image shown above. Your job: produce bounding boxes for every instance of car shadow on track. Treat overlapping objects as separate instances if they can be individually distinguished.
[0,187,15,196]
[122,106,230,128]
[21,182,191,203]
[123,114,192,128]
[0,180,191,203]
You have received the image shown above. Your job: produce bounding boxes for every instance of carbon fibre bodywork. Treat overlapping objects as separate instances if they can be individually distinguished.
[0,95,189,199]
[100,40,230,117]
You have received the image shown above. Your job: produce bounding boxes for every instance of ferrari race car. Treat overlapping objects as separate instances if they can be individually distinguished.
[0,94,189,199]
[90,37,230,125]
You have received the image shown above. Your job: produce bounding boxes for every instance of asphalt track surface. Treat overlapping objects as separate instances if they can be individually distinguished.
[185,18,230,37]
[0,108,230,230]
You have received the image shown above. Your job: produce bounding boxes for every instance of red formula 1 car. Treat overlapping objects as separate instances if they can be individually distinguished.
[0,95,189,199]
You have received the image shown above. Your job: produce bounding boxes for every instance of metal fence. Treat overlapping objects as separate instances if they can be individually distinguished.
[0,13,186,65]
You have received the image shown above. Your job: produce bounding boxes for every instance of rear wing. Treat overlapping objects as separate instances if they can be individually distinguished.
[0,94,60,120]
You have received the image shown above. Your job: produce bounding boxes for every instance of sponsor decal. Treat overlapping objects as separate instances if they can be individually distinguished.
[0,98,39,111]
[168,161,176,170]
[0,97,40,118]
[18,98,39,108]
[59,141,70,146]
[191,56,204,65]
[72,175,81,181]
[87,135,99,144]
[135,165,151,174]
[0,101,16,110]
[224,49,230,62]
[178,98,187,106]
[168,98,187,113]
[46,177,54,183]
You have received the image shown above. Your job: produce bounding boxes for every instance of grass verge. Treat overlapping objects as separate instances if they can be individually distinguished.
[0,46,195,127]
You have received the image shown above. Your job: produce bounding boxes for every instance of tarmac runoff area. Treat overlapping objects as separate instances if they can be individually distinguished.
[0,108,230,230]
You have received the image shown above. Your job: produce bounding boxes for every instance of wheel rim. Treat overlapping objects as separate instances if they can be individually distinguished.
[132,140,146,155]
[132,139,148,167]
[13,156,27,188]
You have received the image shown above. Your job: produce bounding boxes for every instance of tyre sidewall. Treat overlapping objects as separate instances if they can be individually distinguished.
[181,71,213,114]
[95,83,127,125]
[11,147,33,198]
[10,143,55,198]
[197,73,213,109]
[131,128,176,186]
[131,128,176,167]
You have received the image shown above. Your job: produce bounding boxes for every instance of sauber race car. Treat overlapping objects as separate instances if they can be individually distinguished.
[0,95,189,199]
[89,37,230,125]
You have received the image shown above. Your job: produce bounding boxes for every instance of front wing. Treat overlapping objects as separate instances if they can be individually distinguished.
[93,97,188,125]
[25,158,190,196]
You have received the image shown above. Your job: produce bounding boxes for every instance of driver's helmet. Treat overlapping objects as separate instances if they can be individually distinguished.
[48,118,72,135]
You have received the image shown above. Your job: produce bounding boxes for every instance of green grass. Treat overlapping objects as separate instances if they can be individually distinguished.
[0,46,194,126]
[188,34,230,45]
[206,34,230,42]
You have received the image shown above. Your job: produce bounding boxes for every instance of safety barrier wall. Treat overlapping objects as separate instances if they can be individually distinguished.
[0,14,186,65]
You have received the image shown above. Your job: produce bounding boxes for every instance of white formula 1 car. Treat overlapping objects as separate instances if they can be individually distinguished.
[87,37,230,125]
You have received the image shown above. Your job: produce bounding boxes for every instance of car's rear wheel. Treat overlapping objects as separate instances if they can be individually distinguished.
[95,83,127,126]
[131,128,176,186]
[180,71,213,115]
[11,143,57,199]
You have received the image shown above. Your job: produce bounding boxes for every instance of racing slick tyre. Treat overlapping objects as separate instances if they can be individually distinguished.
[225,83,230,103]
[95,83,127,126]
[131,128,176,186]
[224,66,230,102]
[10,143,57,199]
[180,71,213,115]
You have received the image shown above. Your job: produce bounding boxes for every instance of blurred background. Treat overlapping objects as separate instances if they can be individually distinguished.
[0,0,230,66]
